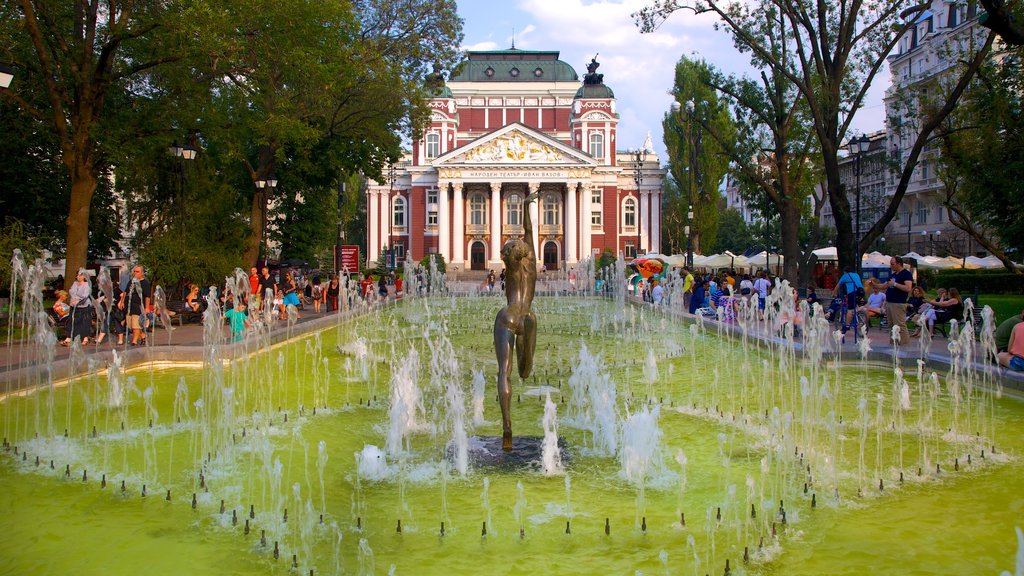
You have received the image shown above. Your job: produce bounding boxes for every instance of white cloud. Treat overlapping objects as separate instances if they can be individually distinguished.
[461,40,501,51]
[458,0,889,159]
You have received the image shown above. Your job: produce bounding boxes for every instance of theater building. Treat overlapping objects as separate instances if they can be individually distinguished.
[366,48,666,272]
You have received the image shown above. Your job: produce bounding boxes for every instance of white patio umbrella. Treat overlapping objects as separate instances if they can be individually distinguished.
[745,251,784,268]
[699,253,735,268]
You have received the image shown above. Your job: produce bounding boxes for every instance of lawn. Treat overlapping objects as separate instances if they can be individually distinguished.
[973,294,1024,325]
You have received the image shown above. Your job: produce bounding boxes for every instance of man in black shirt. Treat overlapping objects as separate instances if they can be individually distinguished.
[118,265,152,346]
[259,267,277,309]
[880,256,914,346]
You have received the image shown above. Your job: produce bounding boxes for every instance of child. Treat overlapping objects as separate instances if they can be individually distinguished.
[311,278,323,313]
[224,302,252,342]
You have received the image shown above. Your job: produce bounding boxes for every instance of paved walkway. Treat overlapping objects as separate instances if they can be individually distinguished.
[2,288,1021,393]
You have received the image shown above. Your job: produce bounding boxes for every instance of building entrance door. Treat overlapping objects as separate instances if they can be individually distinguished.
[470,242,486,270]
[543,241,559,271]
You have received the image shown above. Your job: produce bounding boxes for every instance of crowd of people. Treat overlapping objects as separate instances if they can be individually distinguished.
[39,258,1024,374]
[48,264,423,347]
[631,257,1024,372]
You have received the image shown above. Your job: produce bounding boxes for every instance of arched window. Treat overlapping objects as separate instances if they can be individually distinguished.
[470,194,487,226]
[393,196,406,228]
[426,133,441,158]
[589,132,604,159]
[543,193,560,226]
[506,193,523,226]
[623,197,637,229]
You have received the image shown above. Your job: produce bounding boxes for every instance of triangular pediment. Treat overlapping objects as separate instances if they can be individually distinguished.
[433,123,597,167]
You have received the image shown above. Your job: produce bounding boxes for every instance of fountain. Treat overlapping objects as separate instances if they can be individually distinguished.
[0,251,1022,574]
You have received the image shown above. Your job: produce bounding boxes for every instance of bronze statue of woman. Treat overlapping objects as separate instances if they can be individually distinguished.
[494,188,540,451]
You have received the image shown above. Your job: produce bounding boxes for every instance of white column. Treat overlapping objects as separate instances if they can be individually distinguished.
[650,189,661,254]
[385,190,392,254]
[438,181,450,263]
[528,182,540,260]
[581,182,592,260]
[639,189,650,254]
[406,189,413,265]
[452,182,465,269]
[368,188,380,266]
[489,182,501,266]
[566,181,578,265]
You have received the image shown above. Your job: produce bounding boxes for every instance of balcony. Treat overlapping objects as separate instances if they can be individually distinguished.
[465,224,488,235]
[502,224,524,235]
[539,224,562,236]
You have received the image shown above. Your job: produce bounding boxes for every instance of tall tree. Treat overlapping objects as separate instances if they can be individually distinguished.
[193,0,463,266]
[936,47,1024,271]
[1,0,189,287]
[663,56,735,256]
[636,0,996,273]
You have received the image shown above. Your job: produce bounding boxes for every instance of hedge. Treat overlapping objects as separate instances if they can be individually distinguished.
[930,269,1024,295]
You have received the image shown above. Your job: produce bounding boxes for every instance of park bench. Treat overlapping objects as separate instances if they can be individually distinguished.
[166,301,203,326]
[46,308,68,340]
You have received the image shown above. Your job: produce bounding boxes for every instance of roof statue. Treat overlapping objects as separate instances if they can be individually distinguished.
[583,54,604,85]
[643,131,655,154]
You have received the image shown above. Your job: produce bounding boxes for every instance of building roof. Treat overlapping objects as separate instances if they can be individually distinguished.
[574,84,615,99]
[449,49,580,83]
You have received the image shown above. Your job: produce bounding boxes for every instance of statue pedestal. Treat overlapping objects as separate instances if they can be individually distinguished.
[452,436,569,472]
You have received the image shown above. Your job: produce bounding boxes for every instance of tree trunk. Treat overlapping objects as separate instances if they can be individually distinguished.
[244,187,267,267]
[243,145,277,267]
[779,200,800,282]
[64,165,98,289]
[692,232,702,256]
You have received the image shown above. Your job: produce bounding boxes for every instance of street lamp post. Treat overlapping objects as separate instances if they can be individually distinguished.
[631,149,646,258]
[847,134,870,275]
[336,178,346,275]
[255,174,278,264]
[167,142,197,238]
[671,99,700,267]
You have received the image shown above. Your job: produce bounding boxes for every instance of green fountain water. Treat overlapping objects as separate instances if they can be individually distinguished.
[1,295,1022,576]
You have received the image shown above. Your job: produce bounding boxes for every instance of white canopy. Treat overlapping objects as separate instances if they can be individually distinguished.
[662,254,690,268]
[967,255,1006,269]
[745,251,784,268]
[699,253,736,268]
[862,251,891,268]
[916,256,958,270]
[811,246,838,260]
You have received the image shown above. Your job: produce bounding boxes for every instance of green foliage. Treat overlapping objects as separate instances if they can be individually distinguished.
[127,142,249,288]
[939,50,1024,256]
[663,56,735,254]
[419,253,446,274]
[932,270,1024,295]
[596,248,617,273]
[708,209,756,255]
[0,219,46,295]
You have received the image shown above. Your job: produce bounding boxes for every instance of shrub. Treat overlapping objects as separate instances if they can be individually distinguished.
[419,253,447,274]
[932,269,1024,295]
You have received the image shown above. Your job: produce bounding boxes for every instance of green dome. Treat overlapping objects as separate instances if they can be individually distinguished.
[574,84,615,99]
[427,84,453,98]
[449,49,579,83]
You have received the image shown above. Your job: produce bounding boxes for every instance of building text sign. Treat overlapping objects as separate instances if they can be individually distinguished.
[460,169,568,180]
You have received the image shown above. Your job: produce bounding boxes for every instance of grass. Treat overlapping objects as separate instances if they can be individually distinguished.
[973,294,1024,325]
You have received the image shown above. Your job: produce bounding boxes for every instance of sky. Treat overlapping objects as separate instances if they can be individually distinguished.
[455,0,890,162]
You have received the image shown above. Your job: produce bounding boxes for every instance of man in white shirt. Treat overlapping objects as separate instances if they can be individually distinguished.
[652,279,664,305]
